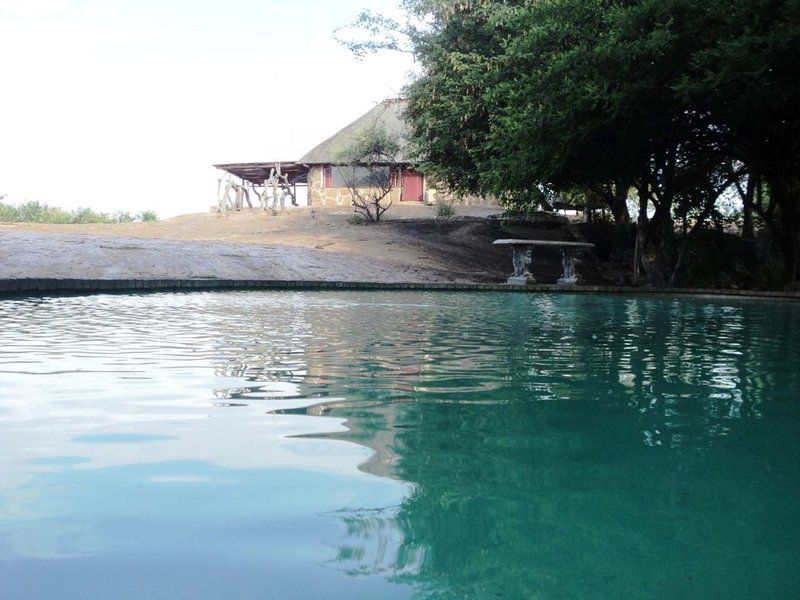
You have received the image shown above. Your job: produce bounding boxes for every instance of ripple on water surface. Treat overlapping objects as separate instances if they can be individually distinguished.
[0,290,799,599]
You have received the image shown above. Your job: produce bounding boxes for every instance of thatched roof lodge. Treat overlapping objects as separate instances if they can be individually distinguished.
[215,99,495,207]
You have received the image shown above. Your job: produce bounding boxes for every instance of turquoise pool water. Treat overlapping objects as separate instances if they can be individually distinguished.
[0,291,798,599]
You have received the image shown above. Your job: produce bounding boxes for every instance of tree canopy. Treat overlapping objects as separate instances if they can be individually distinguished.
[343,0,800,286]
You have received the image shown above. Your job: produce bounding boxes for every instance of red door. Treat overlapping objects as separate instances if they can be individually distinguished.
[401,170,424,202]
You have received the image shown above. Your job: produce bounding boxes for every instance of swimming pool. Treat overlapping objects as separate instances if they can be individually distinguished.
[1,291,798,598]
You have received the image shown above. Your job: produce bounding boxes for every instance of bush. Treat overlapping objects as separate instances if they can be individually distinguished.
[435,200,456,218]
[0,200,158,224]
[347,214,365,225]
[71,207,116,224]
[0,202,18,222]
[11,201,73,223]
[333,123,400,223]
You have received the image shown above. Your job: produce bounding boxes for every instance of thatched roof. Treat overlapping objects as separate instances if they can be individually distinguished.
[298,99,414,165]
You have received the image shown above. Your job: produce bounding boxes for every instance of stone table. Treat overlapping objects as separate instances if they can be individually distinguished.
[493,239,595,286]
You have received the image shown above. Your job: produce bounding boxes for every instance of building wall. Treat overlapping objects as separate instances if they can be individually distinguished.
[306,165,498,207]
[426,180,498,207]
[307,165,404,207]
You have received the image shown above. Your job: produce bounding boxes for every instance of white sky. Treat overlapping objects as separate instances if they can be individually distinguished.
[0,0,415,217]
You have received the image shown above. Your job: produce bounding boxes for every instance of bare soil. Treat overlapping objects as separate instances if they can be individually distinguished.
[0,205,619,284]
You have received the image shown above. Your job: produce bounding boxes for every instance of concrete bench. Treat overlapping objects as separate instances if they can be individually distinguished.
[493,239,595,286]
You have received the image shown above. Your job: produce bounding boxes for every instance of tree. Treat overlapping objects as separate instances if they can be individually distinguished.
[401,0,733,283]
[342,0,800,285]
[333,123,402,222]
[674,0,800,280]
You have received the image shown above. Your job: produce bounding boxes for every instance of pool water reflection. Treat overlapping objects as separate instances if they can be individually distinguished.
[0,291,798,598]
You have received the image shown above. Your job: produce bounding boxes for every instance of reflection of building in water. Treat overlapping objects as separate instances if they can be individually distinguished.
[3,291,797,597]
[299,397,411,480]
[200,291,800,595]
[209,291,798,464]
[209,290,796,473]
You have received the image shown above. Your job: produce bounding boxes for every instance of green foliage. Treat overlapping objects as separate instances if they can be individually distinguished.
[334,124,401,166]
[434,199,456,218]
[70,207,117,224]
[334,9,411,59]
[345,0,800,285]
[0,202,18,222]
[0,200,158,224]
[347,214,365,225]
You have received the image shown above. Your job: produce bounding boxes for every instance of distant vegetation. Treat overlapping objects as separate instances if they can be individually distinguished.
[0,200,157,224]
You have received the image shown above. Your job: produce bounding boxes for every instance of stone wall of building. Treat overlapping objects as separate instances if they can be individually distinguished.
[307,166,347,206]
[427,182,498,207]
[307,166,404,207]
[306,165,498,208]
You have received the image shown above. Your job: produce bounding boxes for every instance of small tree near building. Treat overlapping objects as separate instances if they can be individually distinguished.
[334,124,401,223]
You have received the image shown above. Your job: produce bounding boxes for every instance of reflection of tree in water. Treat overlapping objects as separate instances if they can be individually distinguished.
[325,296,800,598]
[197,292,800,596]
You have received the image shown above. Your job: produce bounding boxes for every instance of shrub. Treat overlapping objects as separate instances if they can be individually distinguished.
[0,202,18,222]
[71,207,116,224]
[333,124,401,223]
[347,214,365,225]
[0,200,158,224]
[435,200,456,218]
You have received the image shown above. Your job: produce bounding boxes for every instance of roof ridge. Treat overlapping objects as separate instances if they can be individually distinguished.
[297,99,412,165]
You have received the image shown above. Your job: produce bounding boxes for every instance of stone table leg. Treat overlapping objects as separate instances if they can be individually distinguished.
[507,245,536,285]
[557,248,581,286]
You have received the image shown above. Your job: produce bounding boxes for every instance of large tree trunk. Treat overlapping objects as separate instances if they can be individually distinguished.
[741,175,755,239]
[633,190,648,283]
[602,181,632,264]
[633,186,675,286]
[781,190,800,283]
[670,192,720,286]
[765,172,800,283]
[644,203,676,286]
[611,180,630,225]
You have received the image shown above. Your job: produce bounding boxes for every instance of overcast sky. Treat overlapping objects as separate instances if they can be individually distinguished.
[0,0,415,216]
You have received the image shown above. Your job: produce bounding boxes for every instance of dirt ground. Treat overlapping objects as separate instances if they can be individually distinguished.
[0,205,614,284]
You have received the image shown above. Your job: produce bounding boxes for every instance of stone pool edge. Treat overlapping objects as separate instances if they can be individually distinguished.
[0,278,799,301]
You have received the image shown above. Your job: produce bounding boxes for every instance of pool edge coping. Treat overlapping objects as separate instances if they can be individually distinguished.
[1,278,799,301]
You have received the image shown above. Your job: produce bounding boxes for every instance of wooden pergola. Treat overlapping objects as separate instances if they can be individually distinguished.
[212,161,310,212]
[213,161,308,186]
